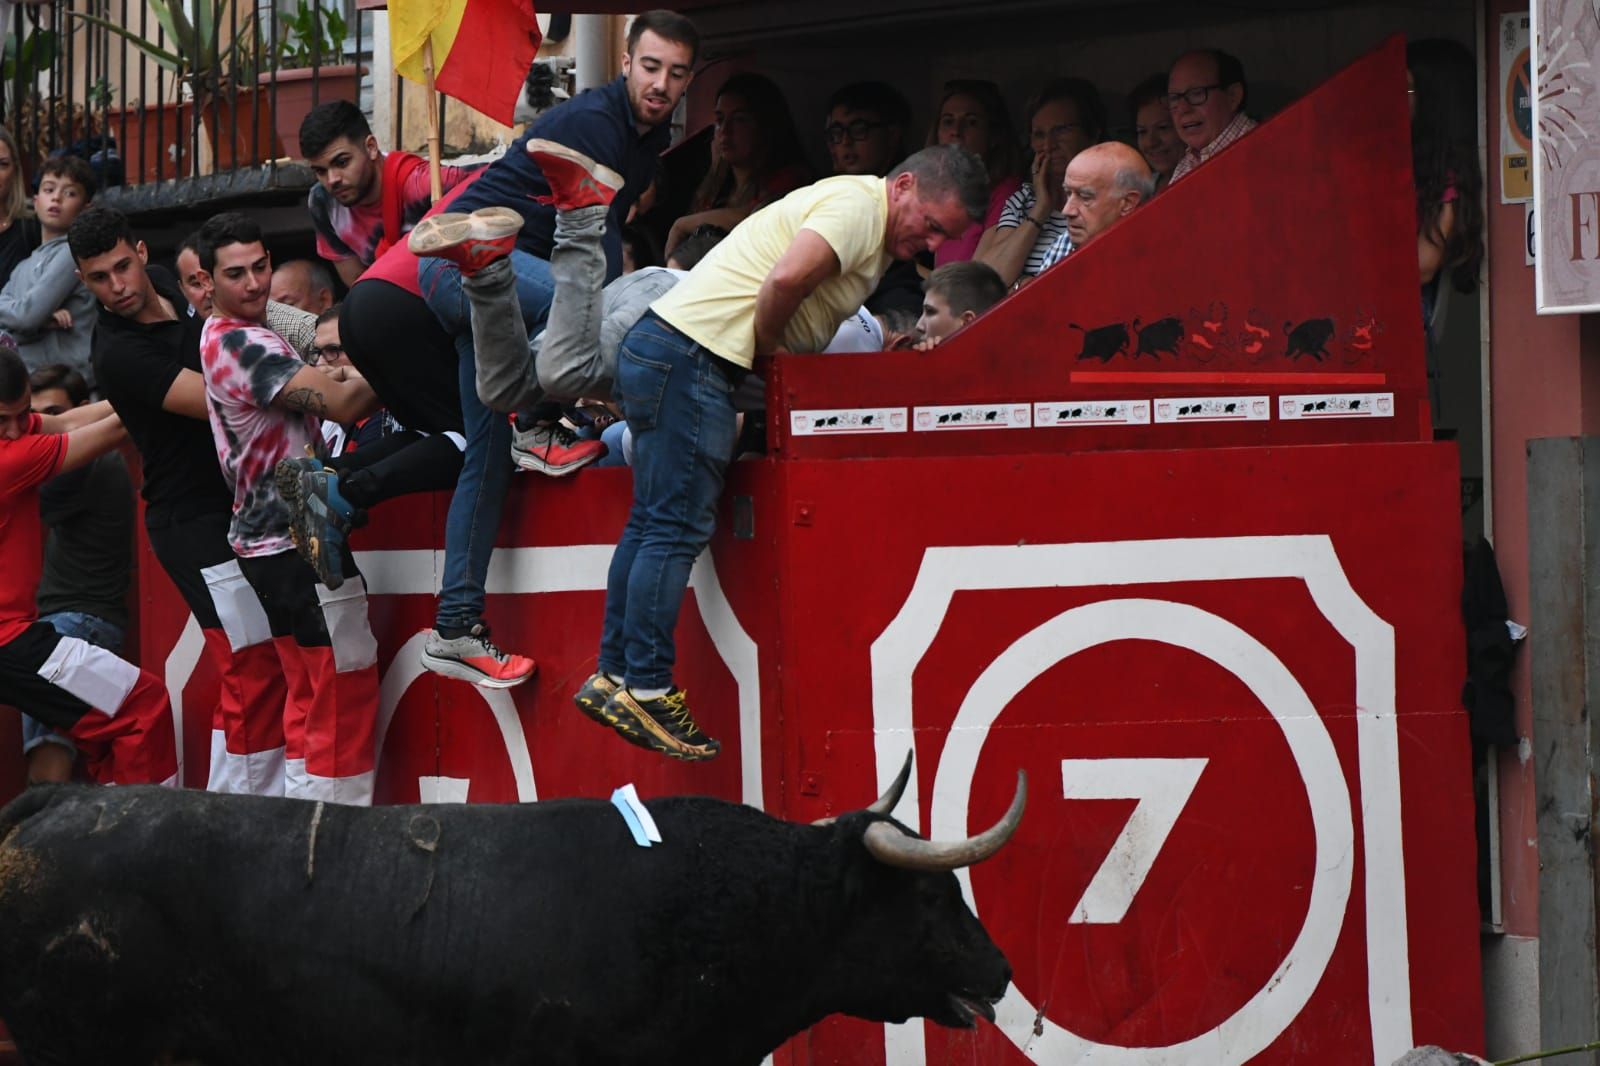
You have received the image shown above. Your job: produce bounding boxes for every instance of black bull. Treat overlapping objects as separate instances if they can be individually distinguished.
[0,763,1024,1066]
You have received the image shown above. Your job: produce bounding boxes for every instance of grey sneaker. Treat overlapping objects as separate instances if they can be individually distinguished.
[510,420,605,476]
[420,624,536,689]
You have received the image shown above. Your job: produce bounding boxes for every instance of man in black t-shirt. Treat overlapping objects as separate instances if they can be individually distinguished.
[69,206,289,797]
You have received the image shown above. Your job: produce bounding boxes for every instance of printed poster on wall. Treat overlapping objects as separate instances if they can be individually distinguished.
[1533,1,1600,311]
[1503,11,1532,204]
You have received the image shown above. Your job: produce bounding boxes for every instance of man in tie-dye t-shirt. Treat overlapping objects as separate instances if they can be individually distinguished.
[195,211,386,806]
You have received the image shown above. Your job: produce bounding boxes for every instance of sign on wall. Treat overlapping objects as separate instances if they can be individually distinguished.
[1532,1,1600,311]
[1503,12,1532,205]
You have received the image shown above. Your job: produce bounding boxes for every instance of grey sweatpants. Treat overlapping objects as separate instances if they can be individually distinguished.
[465,205,680,412]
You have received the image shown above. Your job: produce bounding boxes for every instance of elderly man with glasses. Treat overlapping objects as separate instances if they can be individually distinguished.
[1166,49,1256,184]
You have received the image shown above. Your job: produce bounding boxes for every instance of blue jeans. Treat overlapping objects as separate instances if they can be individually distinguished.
[419,252,556,630]
[24,611,125,755]
[598,314,738,689]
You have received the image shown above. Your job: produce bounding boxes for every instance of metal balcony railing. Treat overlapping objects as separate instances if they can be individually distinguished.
[4,0,372,190]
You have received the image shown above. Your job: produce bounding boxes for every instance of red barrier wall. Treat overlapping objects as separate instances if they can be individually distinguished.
[133,35,1482,1065]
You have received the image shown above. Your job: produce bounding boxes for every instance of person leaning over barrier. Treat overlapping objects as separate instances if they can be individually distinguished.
[579,144,988,760]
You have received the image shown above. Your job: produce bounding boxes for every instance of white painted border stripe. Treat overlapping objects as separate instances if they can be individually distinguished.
[870,536,1408,1064]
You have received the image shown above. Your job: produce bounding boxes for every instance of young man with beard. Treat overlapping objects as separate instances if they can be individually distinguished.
[70,206,289,795]
[301,100,475,288]
[194,211,383,805]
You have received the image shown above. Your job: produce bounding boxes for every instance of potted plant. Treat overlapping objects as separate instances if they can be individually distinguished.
[261,0,362,160]
[69,0,277,181]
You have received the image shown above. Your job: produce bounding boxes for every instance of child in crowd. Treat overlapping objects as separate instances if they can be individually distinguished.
[0,156,97,387]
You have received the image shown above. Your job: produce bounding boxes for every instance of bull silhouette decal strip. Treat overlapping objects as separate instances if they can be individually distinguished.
[1035,400,1150,426]
[1279,392,1395,420]
[1152,395,1271,423]
[913,404,1034,431]
[1069,308,1384,366]
[790,407,908,435]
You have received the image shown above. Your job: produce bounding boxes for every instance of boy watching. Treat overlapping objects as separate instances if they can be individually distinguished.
[0,156,97,386]
[915,261,1005,347]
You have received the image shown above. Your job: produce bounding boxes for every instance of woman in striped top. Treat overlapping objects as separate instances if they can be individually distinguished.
[975,77,1104,287]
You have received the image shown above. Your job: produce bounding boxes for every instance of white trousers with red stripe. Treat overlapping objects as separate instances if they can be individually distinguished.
[235,550,379,806]
[0,623,179,786]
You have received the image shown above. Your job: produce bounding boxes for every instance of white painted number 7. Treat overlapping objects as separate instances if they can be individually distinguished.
[1061,758,1208,924]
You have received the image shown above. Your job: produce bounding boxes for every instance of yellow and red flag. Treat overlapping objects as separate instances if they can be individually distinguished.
[391,0,542,125]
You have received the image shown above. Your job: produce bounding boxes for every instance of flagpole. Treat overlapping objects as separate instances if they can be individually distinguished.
[421,38,444,200]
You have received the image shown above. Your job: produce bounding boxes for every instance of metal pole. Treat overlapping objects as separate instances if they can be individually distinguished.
[573,14,609,93]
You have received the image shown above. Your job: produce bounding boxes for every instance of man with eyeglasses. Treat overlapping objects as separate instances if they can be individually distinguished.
[825,82,927,316]
[1166,49,1256,184]
[310,305,401,457]
[825,82,912,178]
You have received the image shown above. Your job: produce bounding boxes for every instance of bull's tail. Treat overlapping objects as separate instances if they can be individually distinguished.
[0,784,68,848]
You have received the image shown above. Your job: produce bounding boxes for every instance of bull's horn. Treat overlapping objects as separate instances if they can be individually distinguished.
[866,750,914,817]
[861,771,1026,872]
[811,750,915,827]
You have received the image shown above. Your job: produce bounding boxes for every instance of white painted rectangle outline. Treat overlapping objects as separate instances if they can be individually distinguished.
[1278,392,1395,420]
[912,403,1033,431]
[1152,395,1271,423]
[789,407,907,435]
[1035,399,1151,427]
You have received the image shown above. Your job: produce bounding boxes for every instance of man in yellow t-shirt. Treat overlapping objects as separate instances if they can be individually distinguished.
[573,144,988,760]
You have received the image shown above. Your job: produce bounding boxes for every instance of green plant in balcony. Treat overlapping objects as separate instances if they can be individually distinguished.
[273,0,346,71]
[69,0,260,97]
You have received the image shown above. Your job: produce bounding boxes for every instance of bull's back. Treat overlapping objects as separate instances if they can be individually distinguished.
[0,787,798,1065]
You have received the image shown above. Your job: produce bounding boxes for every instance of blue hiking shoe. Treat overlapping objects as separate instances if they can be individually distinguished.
[275,454,327,563]
[295,469,362,590]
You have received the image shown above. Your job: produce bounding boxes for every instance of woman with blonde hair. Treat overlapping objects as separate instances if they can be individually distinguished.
[926,79,1023,265]
[0,126,39,291]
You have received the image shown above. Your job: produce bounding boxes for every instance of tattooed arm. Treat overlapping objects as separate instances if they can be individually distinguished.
[270,364,379,423]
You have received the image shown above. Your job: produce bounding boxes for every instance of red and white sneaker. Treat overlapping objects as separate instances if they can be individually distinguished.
[407,206,525,276]
[526,138,624,211]
[420,623,536,689]
[510,419,606,476]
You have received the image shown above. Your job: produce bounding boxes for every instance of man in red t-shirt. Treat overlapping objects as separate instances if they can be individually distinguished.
[0,346,177,786]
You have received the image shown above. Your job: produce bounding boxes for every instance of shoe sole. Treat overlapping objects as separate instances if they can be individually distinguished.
[276,457,323,573]
[512,448,602,476]
[524,139,625,192]
[298,475,349,591]
[572,680,619,722]
[408,207,525,256]
[420,650,535,689]
[616,701,720,761]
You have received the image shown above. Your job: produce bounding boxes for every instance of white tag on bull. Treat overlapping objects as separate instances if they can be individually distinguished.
[610,785,663,847]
